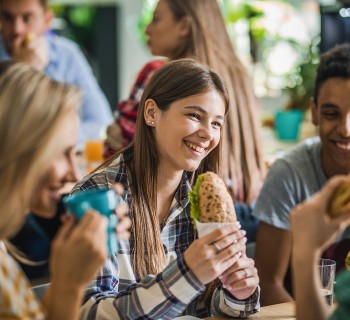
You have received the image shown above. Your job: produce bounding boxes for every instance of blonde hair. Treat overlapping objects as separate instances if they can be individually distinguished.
[0,63,81,239]
[166,0,266,203]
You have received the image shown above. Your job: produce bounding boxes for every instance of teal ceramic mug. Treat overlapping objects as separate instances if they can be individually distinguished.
[63,189,121,255]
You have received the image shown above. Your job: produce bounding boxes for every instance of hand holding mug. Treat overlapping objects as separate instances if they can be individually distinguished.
[50,210,108,288]
[64,188,122,254]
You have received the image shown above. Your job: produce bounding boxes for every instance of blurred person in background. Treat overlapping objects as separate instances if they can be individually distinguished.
[0,0,113,150]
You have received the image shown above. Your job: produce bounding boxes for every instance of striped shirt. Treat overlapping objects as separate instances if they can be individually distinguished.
[0,242,45,319]
[72,153,260,319]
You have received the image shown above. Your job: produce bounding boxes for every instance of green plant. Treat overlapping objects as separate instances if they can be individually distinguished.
[284,36,320,112]
[137,0,157,45]
[221,0,319,113]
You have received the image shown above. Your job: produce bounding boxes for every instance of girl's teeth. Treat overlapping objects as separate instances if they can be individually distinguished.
[186,142,204,152]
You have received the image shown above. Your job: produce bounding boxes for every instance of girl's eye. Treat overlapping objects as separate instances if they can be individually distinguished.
[212,121,223,128]
[188,113,200,120]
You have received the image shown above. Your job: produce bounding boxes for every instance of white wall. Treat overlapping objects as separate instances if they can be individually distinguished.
[117,0,152,100]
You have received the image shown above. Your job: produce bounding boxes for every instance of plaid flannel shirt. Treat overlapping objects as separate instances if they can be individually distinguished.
[72,153,260,319]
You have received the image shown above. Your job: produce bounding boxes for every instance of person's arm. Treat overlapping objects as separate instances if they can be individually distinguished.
[42,211,108,320]
[81,225,260,319]
[255,222,293,305]
[291,176,350,320]
[292,246,327,320]
[80,252,206,319]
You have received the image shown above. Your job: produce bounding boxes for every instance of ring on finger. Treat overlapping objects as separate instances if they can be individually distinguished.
[243,268,249,278]
[211,241,221,253]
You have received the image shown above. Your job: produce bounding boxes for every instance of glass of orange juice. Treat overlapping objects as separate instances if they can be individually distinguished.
[85,140,104,173]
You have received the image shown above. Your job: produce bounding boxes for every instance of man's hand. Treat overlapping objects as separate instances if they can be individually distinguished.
[12,33,49,70]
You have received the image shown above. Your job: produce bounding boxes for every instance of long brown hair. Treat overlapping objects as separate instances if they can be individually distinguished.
[165,0,266,203]
[102,59,229,278]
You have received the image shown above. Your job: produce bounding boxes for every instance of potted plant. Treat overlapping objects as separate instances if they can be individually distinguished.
[274,36,319,141]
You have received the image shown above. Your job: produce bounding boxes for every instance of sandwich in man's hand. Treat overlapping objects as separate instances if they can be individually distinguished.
[189,171,237,237]
[328,178,350,218]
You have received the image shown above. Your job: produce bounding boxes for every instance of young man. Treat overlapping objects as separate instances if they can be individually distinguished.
[252,43,350,306]
[0,0,113,150]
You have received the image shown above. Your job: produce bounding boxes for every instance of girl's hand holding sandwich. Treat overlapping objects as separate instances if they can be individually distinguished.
[219,252,259,300]
[185,171,259,299]
[184,223,246,285]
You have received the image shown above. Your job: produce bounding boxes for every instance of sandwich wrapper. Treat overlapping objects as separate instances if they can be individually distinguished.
[195,219,237,238]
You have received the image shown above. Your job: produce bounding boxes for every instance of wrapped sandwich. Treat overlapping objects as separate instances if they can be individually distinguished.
[189,172,237,237]
[328,178,350,218]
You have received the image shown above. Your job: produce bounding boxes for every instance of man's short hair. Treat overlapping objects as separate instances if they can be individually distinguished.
[0,0,49,10]
[314,43,350,104]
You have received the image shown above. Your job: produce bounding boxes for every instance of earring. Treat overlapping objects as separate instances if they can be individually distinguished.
[147,120,155,125]
[151,121,154,125]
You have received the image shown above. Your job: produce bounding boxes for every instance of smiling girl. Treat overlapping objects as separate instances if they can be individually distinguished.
[74,59,260,319]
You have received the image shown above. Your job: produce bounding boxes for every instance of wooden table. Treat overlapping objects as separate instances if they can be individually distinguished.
[250,302,295,319]
[208,302,296,319]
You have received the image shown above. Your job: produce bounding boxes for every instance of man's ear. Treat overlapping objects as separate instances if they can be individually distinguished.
[178,16,191,37]
[44,9,54,30]
[144,99,158,126]
[310,97,319,126]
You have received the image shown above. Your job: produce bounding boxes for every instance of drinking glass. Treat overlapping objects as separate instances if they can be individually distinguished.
[317,258,336,306]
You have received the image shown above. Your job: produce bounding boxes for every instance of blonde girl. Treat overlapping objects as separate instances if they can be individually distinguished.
[0,63,108,320]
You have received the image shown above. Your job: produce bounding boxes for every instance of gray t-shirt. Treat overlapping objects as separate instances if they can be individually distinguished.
[252,137,327,230]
